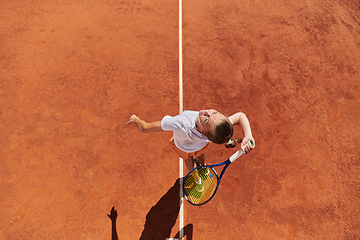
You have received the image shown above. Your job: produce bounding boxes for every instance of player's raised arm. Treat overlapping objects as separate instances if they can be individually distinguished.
[228,112,255,152]
[125,114,162,133]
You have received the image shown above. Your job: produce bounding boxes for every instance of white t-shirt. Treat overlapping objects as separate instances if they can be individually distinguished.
[161,110,210,153]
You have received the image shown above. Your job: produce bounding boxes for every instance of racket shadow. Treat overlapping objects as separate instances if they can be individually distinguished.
[139,178,192,240]
[172,223,193,240]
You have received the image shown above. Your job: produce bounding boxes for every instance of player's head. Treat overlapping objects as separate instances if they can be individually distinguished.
[198,109,233,144]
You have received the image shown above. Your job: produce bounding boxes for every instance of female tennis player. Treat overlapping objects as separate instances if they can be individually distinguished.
[126,109,255,170]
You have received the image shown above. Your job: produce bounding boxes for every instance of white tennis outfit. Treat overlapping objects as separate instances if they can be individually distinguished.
[161,110,210,153]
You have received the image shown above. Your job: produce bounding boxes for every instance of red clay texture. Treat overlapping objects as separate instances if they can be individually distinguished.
[1,0,360,239]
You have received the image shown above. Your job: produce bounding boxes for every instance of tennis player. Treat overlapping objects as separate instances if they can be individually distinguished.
[126,109,255,170]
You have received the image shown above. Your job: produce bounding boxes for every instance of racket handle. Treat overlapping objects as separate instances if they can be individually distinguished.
[229,141,254,163]
[229,150,244,162]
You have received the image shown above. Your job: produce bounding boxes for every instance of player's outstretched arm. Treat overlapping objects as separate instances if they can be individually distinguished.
[125,114,162,133]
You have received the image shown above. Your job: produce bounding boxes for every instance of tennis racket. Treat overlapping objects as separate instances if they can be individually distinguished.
[183,140,254,206]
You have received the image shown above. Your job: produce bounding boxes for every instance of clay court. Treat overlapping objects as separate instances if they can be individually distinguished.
[1,0,360,239]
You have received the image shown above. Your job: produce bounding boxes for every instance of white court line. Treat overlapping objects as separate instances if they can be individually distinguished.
[179,0,183,114]
[178,0,184,239]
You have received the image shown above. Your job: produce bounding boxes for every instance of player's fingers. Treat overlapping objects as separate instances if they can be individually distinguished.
[125,115,136,125]
[244,145,252,154]
[241,145,247,153]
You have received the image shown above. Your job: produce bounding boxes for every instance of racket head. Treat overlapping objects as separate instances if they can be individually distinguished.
[183,166,219,206]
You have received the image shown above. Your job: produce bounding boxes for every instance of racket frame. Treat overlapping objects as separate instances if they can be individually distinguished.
[183,150,243,206]
[183,140,254,206]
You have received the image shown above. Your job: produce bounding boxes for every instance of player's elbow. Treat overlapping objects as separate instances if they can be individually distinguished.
[239,112,246,119]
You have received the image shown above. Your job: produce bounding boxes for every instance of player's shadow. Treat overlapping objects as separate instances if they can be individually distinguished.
[139,178,193,240]
[108,178,193,240]
[108,206,119,240]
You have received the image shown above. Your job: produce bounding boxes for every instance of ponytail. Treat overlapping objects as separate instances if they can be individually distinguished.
[225,138,241,148]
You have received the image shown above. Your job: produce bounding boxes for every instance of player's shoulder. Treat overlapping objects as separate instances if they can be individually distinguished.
[182,110,199,115]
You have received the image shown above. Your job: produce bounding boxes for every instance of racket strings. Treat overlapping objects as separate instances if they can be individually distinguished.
[184,167,217,205]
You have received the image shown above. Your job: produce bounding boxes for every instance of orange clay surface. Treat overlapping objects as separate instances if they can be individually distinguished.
[1,0,360,239]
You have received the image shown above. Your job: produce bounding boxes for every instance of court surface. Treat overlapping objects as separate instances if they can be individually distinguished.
[1,0,360,239]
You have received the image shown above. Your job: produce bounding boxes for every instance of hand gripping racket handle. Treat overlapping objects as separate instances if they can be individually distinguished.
[229,141,254,163]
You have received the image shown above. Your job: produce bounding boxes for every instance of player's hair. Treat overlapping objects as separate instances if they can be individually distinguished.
[205,118,233,144]
[225,138,241,148]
